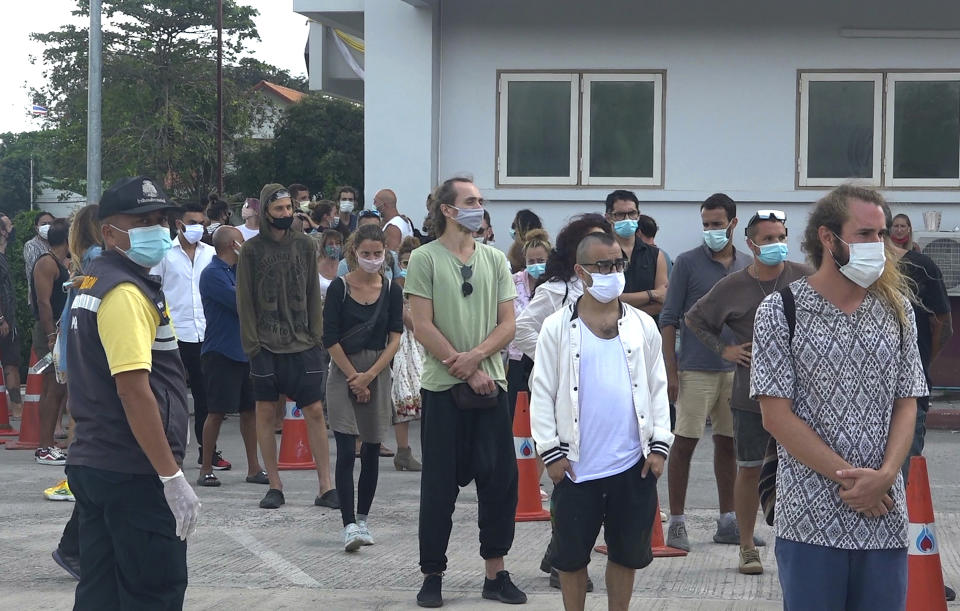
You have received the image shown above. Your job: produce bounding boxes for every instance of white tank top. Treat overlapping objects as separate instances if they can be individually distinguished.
[384,215,413,239]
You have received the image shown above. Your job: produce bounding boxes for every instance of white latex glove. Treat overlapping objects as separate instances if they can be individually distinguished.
[160,470,201,541]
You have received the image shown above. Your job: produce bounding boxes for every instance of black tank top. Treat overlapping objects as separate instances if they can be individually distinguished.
[30,253,70,318]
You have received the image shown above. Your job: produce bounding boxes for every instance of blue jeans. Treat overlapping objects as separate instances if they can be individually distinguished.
[775,538,906,611]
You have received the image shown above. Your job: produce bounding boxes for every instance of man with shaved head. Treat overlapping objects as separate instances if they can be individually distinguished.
[530,232,672,611]
[197,226,266,487]
[375,188,414,252]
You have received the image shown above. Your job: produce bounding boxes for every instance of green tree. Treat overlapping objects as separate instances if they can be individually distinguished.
[8,210,45,371]
[230,93,363,199]
[30,0,272,201]
[0,132,51,214]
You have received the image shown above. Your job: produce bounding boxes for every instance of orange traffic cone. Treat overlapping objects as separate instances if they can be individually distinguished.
[906,456,947,611]
[595,494,687,558]
[6,350,43,450]
[0,366,18,441]
[513,391,550,522]
[277,397,316,470]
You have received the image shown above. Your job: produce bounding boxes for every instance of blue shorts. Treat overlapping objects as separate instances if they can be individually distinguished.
[775,537,907,611]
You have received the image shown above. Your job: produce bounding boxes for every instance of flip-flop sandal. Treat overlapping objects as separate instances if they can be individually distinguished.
[379,446,395,457]
[197,473,221,487]
[245,471,270,484]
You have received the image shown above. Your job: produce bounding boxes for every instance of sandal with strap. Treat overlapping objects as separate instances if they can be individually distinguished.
[197,473,221,487]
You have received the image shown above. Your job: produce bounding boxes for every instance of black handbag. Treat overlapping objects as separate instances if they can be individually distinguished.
[338,278,388,355]
[449,382,500,410]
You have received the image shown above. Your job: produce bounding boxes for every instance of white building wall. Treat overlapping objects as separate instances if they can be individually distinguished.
[434,0,960,261]
[363,3,438,213]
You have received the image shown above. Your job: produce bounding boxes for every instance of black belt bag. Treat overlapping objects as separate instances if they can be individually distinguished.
[449,382,499,410]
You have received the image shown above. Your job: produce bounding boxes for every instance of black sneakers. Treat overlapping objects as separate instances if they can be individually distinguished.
[482,570,527,605]
[314,489,341,509]
[259,488,285,509]
[416,573,443,608]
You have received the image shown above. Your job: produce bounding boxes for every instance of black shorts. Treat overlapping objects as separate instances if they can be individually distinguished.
[201,352,254,414]
[249,346,325,407]
[551,457,658,571]
[0,322,20,367]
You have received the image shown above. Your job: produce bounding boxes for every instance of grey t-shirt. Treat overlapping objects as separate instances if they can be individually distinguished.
[685,260,813,412]
[659,244,750,371]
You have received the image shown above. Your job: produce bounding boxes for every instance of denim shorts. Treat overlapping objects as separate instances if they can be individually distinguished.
[775,537,906,610]
[732,408,770,467]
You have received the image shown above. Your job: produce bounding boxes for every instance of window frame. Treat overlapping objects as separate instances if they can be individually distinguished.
[797,71,883,188]
[495,70,666,188]
[884,71,960,188]
[581,72,664,187]
[496,72,580,186]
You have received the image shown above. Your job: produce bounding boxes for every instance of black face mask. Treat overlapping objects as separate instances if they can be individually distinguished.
[268,214,293,230]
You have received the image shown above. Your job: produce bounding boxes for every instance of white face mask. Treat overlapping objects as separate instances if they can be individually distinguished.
[38,224,51,240]
[340,200,354,213]
[833,236,885,289]
[181,223,205,244]
[585,271,626,303]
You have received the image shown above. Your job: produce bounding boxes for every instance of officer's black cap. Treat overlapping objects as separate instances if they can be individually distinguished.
[98,176,176,219]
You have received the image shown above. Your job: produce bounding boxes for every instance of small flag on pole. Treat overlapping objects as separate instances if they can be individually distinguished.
[31,105,48,116]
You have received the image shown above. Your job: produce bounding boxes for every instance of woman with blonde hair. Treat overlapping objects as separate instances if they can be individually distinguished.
[506,228,551,420]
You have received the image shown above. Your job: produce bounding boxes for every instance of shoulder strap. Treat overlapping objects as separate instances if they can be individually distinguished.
[778,285,795,342]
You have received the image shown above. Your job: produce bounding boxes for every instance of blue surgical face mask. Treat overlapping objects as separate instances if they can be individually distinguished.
[754,242,788,266]
[111,224,173,268]
[398,268,408,279]
[703,226,730,252]
[526,263,546,279]
[613,219,639,238]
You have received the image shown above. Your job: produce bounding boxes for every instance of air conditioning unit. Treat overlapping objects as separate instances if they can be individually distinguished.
[914,231,960,296]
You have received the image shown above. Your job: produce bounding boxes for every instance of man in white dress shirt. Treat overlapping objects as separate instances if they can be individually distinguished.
[152,203,229,470]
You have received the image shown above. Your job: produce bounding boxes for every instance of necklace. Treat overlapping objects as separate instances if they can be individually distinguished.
[751,264,784,298]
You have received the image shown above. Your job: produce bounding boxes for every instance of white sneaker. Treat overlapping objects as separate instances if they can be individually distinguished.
[344,523,364,552]
[357,521,374,546]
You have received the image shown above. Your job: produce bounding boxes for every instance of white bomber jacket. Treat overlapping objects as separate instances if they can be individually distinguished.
[529,298,674,466]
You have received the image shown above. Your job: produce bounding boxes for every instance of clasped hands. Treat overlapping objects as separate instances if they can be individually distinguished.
[442,350,495,394]
[836,467,897,518]
[347,370,374,403]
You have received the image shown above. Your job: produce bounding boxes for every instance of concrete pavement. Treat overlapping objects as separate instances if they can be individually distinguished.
[1,419,958,609]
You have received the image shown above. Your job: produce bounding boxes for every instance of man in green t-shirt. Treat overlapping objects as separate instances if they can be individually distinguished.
[404,177,525,608]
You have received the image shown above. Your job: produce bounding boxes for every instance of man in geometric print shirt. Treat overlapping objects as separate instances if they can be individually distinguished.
[751,185,927,610]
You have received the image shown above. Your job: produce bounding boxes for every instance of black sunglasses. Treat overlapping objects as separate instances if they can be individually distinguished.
[580,258,627,274]
[460,264,473,297]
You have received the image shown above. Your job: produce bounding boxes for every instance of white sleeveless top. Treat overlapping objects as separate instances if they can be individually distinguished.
[384,215,413,240]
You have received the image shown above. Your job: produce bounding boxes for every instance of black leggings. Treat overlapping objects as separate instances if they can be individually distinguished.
[334,432,380,527]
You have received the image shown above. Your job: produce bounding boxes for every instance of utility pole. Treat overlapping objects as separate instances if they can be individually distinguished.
[87,0,103,204]
[216,0,224,196]
[29,155,34,211]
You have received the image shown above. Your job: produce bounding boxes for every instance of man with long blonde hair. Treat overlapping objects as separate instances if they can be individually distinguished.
[750,185,927,609]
